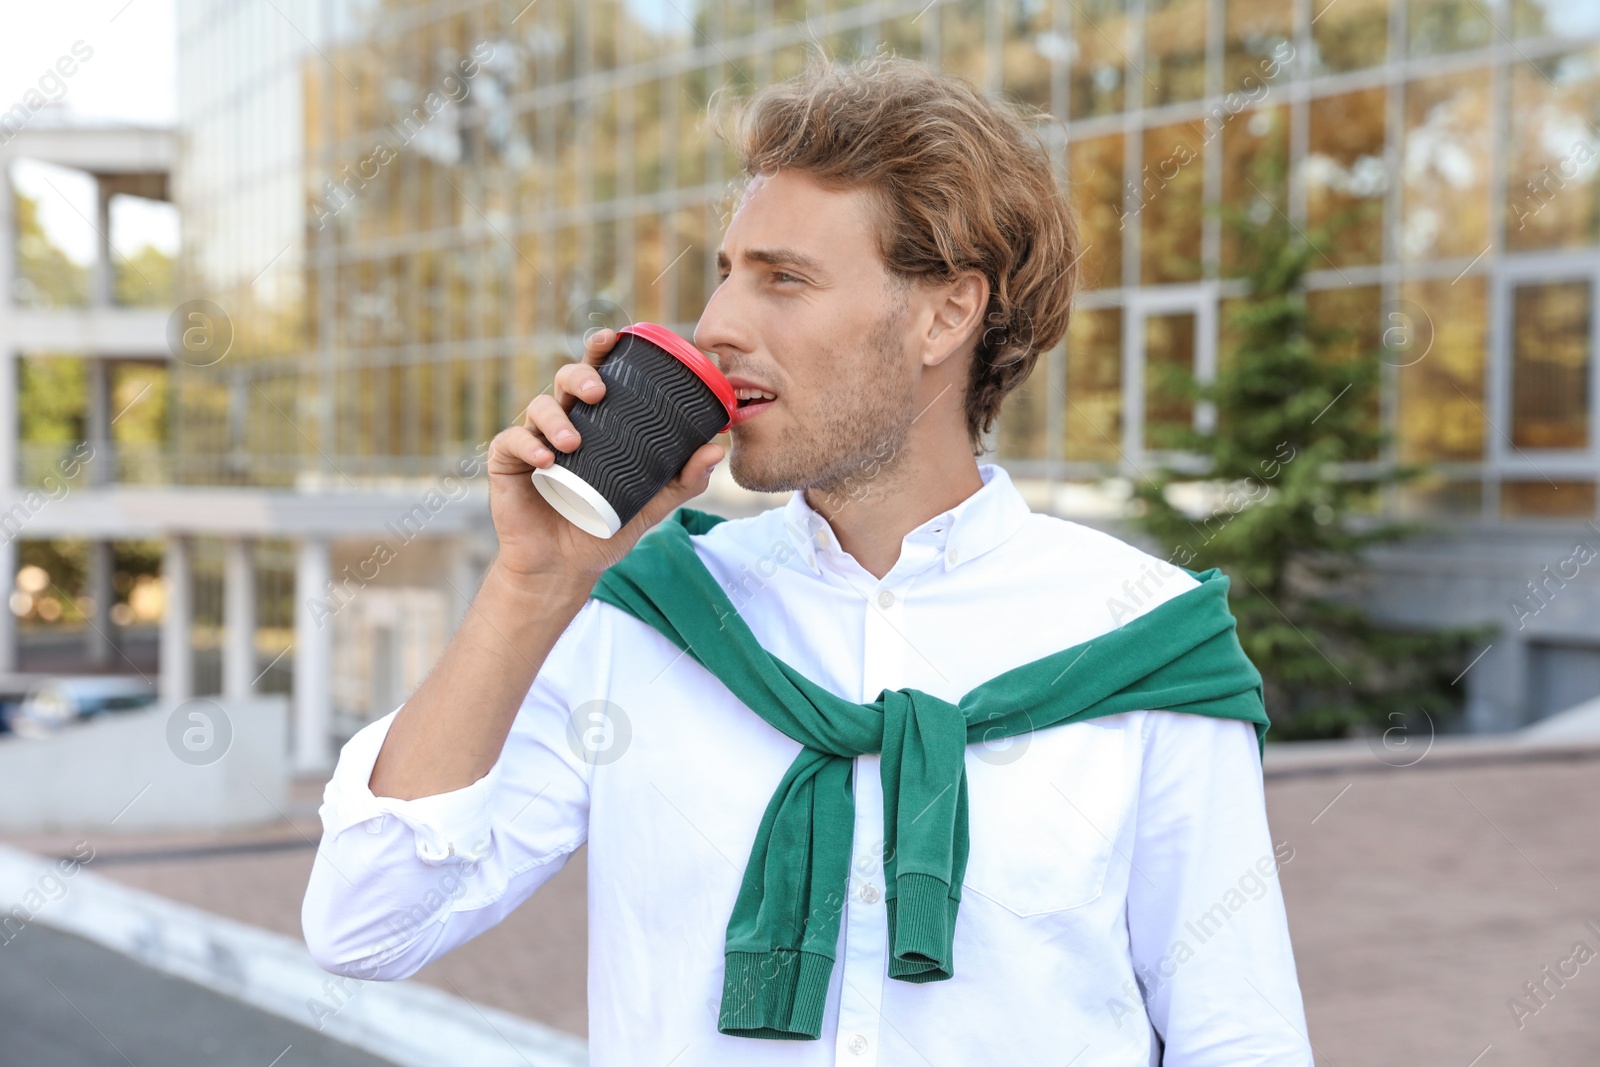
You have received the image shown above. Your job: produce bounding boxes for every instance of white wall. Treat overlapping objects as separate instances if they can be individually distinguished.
[0,694,287,831]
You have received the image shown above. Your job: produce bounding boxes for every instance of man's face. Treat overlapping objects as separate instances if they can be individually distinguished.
[693,169,924,499]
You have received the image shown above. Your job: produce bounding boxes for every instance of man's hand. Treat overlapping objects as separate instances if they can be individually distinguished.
[369,327,727,802]
[487,327,727,589]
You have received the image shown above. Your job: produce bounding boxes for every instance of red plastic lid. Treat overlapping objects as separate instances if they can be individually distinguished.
[618,322,736,433]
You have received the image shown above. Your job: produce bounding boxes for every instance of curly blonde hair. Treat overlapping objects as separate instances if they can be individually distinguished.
[710,51,1080,454]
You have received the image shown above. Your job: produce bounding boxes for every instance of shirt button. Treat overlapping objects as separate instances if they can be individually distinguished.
[860,883,880,903]
[946,548,958,565]
[848,1034,868,1054]
[876,589,895,609]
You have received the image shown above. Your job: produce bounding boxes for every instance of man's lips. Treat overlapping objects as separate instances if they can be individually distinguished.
[725,374,779,426]
[730,396,777,425]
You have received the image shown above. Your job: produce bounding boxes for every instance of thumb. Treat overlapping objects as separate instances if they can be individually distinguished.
[627,442,726,533]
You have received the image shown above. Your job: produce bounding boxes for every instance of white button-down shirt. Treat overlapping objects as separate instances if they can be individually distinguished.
[302,463,1313,1066]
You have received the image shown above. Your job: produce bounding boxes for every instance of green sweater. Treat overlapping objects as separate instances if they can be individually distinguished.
[589,506,1270,1041]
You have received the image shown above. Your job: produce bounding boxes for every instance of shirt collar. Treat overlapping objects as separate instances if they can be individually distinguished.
[780,462,1032,577]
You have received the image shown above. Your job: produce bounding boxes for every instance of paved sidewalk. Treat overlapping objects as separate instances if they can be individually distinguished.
[1266,743,1600,1066]
[6,741,1600,1063]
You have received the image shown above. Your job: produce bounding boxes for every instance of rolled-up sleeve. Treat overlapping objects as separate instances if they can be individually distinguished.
[1125,711,1314,1065]
[301,598,606,981]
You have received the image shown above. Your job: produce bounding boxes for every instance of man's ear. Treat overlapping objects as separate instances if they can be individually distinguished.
[922,271,989,369]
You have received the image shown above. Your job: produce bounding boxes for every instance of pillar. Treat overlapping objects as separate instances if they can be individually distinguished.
[0,536,16,675]
[85,539,115,667]
[223,537,255,702]
[159,534,193,706]
[85,358,111,487]
[293,536,333,773]
[92,179,114,308]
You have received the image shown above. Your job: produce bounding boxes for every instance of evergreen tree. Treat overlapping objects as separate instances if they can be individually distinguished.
[1129,150,1491,741]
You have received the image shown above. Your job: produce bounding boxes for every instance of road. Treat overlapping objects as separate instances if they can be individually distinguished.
[0,923,397,1067]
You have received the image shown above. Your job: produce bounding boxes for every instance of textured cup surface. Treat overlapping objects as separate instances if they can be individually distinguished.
[532,324,732,537]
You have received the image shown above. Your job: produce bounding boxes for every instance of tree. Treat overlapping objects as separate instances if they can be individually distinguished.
[115,243,175,307]
[13,192,86,307]
[1128,147,1491,741]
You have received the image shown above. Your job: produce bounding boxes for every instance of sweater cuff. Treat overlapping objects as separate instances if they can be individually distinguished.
[885,871,958,982]
[718,949,834,1040]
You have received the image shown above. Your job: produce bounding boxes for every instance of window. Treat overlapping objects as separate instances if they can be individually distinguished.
[1225,0,1292,94]
[1221,106,1289,276]
[1142,310,1197,449]
[1506,50,1600,252]
[1401,72,1491,262]
[1065,307,1124,461]
[1307,88,1388,267]
[940,0,990,88]
[1139,123,1206,284]
[1069,0,1130,119]
[1312,0,1387,74]
[1068,134,1126,290]
[1510,280,1592,450]
[1307,285,1383,460]
[1002,0,1057,111]
[1396,276,1487,461]
[1408,0,1494,56]
[1513,0,1600,37]
[998,346,1053,461]
[1501,481,1597,517]
[1146,0,1208,105]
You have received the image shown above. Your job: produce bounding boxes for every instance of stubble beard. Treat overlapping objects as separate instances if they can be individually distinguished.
[728,296,918,501]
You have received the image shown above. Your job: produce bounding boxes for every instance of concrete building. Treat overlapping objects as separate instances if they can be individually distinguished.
[0,119,506,773]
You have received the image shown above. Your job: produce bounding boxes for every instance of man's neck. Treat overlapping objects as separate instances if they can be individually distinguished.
[804,451,985,581]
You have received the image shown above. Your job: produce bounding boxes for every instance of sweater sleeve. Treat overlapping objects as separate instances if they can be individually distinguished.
[1124,711,1315,1066]
[300,598,605,981]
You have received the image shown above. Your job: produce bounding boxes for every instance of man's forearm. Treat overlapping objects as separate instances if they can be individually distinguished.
[367,560,595,800]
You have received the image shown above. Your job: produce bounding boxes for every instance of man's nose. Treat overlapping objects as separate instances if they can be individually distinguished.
[693,276,741,358]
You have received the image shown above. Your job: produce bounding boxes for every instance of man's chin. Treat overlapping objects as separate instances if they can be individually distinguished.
[725,442,804,495]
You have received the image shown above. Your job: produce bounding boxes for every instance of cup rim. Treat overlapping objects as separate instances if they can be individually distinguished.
[618,322,735,432]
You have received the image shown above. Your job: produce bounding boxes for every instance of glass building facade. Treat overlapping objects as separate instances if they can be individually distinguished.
[174,0,1600,523]
[164,0,1599,736]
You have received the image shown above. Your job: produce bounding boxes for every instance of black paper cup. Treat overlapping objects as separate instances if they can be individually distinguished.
[531,322,735,538]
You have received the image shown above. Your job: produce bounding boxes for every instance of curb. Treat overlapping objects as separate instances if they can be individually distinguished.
[0,842,588,1067]
[1262,733,1600,780]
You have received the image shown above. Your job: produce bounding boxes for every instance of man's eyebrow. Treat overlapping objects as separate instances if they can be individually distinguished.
[715,247,827,275]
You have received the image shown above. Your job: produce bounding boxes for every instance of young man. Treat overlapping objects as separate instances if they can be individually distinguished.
[303,55,1313,1065]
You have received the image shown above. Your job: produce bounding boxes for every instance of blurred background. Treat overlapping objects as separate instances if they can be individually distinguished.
[0,0,1597,1064]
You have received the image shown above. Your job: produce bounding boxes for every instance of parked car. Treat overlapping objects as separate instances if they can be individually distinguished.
[0,686,31,735]
[9,676,158,738]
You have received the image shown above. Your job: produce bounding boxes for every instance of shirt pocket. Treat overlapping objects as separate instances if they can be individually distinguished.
[959,718,1136,917]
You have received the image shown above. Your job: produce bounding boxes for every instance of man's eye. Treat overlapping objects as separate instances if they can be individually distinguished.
[773,271,801,284]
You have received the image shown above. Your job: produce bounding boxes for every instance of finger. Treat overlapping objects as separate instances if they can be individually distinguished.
[629,441,726,533]
[487,426,555,475]
[553,360,606,410]
[677,440,726,485]
[521,385,557,427]
[525,393,583,452]
[582,326,619,366]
